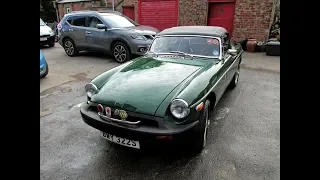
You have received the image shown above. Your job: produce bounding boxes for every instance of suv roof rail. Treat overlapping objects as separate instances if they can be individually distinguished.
[66,10,122,15]
[69,10,95,13]
[97,10,122,15]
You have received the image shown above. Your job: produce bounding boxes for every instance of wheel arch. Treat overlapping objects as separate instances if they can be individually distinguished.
[207,92,216,113]
[110,39,131,53]
[62,36,74,47]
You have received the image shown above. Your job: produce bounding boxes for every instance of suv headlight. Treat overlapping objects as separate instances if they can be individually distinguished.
[85,83,98,98]
[130,35,146,40]
[170,99,190,119]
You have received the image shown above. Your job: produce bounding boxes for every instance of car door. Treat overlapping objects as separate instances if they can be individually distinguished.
[84,16,110,51]
[214,59,228,102]
[69,15,87,48]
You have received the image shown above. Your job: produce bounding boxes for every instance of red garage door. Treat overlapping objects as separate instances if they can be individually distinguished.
[138,0,178,31]
[208,1,235,36]
[123,6,135,21]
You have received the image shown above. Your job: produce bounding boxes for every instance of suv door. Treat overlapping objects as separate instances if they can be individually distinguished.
[68,15,87,49]
[84,16,110,51]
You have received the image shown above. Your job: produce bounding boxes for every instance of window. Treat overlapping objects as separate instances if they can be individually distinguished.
[66,8,71,13]
[87,16,103,28]
[72,16,86,27]
[66,17,73,24]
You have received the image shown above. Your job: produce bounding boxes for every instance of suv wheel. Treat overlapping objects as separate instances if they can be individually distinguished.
[112,42,130,63]
[63,38,79,57]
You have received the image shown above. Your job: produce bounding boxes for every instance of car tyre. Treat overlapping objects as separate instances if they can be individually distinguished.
[41,63,49,78]
[49,42,55,47]
[63,38,79,57]
[189,100,210,153]
[229,64,240,89]
[112,42,130,63]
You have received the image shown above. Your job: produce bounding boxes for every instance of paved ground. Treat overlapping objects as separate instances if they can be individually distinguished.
[40,43,280,180]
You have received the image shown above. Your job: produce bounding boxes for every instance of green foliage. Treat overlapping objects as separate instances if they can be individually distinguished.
[40,0,57,22]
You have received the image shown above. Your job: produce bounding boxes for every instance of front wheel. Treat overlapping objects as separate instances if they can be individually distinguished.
[112,42,130,63]
[189,100,210,153]
[63,38,79,57]
[40,63,49,78]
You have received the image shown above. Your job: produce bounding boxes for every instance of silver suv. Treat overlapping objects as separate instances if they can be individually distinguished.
[58,11,159,63]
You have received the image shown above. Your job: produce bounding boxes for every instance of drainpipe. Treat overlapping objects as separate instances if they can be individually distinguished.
[52,0,59,21]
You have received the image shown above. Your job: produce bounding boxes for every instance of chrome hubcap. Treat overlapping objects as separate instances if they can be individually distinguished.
[114,45,126,62]
[64,41,74,55]
[203,109,210,147]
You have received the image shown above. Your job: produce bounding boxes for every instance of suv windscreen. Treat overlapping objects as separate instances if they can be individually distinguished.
[149,36,221,57]
[40,18,46,26]
[101,14,137,28]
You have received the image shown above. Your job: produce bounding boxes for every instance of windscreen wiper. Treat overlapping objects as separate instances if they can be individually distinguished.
[170,51,194,59]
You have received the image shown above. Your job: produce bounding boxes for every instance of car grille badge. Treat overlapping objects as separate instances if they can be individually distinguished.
[118,110,128,121]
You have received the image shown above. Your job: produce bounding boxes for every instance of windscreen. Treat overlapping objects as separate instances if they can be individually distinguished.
[149,36,221,57]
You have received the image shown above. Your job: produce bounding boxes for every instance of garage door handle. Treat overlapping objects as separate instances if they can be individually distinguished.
[86,31,91,34]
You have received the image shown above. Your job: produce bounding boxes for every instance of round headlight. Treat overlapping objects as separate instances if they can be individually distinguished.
[85,83,98,98]
[170,99,190,119]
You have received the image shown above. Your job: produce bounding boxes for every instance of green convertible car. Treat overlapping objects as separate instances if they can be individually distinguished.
[80,26,243,152]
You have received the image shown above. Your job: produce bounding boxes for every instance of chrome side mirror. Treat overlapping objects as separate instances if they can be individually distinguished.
[96,24,107,30]
[227,49,237,55]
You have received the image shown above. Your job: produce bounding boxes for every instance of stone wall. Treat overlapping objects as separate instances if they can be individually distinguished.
[178,0,208,26]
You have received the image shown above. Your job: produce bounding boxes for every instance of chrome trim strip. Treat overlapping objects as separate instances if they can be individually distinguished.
[190,50,243,108]
[98,112,141,125]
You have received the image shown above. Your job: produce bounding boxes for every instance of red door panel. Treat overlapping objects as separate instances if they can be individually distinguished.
[139,0,178,31]
[208,2,235,35]
[123,6,135,21]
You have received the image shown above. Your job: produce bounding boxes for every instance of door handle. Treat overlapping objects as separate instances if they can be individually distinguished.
[86,31,91,34]
[68,29,73,31]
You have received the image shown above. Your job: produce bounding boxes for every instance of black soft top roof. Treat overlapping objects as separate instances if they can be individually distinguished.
[157,26,228,37]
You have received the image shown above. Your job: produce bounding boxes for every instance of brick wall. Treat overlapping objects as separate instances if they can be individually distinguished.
[178,0,207,26]
[232,0,274,41]
[57,0,273,41]
[58,4,64,20]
